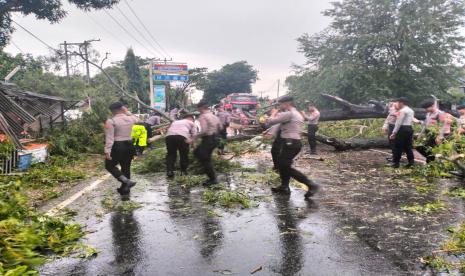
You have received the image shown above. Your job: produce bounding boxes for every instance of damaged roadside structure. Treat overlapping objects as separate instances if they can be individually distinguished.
[0,81,80,174]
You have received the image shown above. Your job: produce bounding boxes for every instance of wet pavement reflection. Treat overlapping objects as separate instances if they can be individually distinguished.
[110,211,141,275]
[272,194,304,276]
[167,184,224,262]
[40,172,403,276]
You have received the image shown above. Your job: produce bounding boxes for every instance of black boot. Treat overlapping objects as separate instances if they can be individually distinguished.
[167,171,175,178]
[404,162,414,169]
[203,178,219,187]
[117,183,129,195]
[304,180,320,198]
[271,185,291,195]
[117,175,136,195]
[390,163,400,168]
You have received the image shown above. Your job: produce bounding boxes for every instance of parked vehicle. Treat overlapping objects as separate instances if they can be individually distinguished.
[221,93,258,115]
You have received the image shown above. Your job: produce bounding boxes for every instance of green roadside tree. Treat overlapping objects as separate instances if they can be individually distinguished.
[201,61,258,104]
[0,0,120,47]
[123,48,147,104]
[288,0,465,105]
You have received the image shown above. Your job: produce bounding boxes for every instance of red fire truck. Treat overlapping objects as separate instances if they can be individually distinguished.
[221,93,258,114]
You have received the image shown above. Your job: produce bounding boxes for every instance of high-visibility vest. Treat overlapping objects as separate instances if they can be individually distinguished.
[131,124,148,147]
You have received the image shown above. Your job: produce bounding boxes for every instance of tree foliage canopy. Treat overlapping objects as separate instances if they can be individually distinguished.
[0,0,120,47]
[201,61,258,104]
[123,48,147,103]
[287,0,465,105]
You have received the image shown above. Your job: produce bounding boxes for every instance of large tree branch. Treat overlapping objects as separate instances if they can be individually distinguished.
[319,93,428,121]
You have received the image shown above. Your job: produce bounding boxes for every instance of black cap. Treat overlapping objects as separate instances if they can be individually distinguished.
[182,112,199,119]
[395,97,409,104]
[420,100,435,109]
[278,96,294,103]
[109,102,124,111]
[197,101,209,108]
[457,105,465,110]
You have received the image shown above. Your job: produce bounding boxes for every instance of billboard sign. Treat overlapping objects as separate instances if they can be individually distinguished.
[152,84,166,111]
[153,75,189,81]
[153,64,188,75]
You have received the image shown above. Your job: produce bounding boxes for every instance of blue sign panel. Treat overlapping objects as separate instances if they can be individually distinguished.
[153,75,189,81]
[152,85,166,110]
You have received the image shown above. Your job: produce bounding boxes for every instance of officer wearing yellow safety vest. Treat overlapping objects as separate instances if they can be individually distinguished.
[131,123,148,155]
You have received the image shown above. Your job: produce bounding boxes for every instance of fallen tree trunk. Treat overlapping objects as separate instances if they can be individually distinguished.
[319,94,428,121]
[315,133,390,151]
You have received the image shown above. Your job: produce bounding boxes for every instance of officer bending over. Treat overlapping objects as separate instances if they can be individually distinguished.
[416,100,452,162]
[165,112,198,178]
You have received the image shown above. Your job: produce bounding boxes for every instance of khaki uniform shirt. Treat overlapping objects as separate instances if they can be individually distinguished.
[302,109,320,125]
[267,108,304,140]
[197,111,223,137]
[167,119,198,140]
[392,106,414,134]
[104,113,138,154]
[217,111,231,126]
[145,115,161,126]
[383,107,399,129]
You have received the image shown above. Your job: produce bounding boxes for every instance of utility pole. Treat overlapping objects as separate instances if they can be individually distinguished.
[149,59,154,109]
[60,39,100,83]
[277,79,280,98]
[84,42,90,83]
[83,39,100,84]
[64,41,69,77]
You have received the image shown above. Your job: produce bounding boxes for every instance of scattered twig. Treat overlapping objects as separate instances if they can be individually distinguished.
[250,266,262,274]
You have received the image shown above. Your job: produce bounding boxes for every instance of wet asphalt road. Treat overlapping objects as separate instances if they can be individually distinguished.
[39,164,407,276]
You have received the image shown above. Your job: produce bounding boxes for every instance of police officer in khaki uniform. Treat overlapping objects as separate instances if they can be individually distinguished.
[301,102,320,155]
[216,104,231,154]
[266,96,320,198]
[389,97,415,168]
[104,102,138,195]
[194,102,223,186]
[165,112,198,178]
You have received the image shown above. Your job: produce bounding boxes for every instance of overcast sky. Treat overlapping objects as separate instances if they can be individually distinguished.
[4,0,333,98]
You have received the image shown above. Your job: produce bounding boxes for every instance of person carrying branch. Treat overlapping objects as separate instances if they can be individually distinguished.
[194,102,223,186]
[265,96,320,198]
[104,102,138,196]
[389,97,415,168]
[416,99,452,162]
[300,102,320,155]
[165,112,198,178]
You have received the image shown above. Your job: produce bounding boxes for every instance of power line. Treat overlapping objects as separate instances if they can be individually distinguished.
[10,40,25,54]
[115,5,165,58]
[87,14,128,48]
[123,0,172,59]
[11,19,61,55]
[103,9,159,57]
